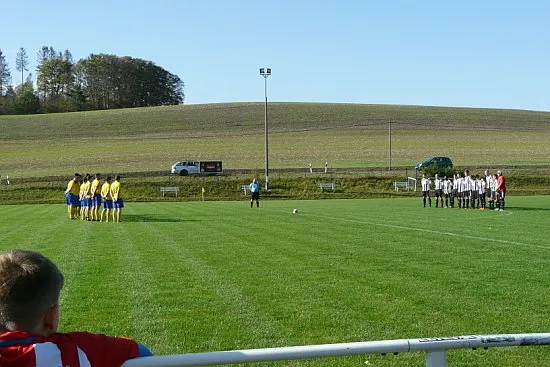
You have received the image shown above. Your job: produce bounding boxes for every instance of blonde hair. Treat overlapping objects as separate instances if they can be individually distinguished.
[0,250,64,331]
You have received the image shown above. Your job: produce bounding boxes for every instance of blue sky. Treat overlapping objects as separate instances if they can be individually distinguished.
[2,1,549,111]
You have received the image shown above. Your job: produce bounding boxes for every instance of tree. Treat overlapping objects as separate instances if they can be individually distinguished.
[0,49,11,96]
[77,54,184,110]
[64,83,89,111]
[15,47,29,85]
[0,85,16,114]
[14,81,40,114]
[36,46,75,112]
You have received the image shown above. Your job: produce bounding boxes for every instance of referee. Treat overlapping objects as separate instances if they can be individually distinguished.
[249,178,261,208]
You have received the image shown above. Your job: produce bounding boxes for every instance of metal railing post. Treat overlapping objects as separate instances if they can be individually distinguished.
[426,350,447,367]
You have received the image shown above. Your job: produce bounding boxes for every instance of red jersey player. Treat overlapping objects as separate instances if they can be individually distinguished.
[0,249,152,367]
[496,170,506,211]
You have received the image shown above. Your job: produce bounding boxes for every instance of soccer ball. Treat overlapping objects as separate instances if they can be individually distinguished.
[293,209,299,214]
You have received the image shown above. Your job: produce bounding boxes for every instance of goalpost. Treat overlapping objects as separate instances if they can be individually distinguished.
[407,176,417,191]
[123,333,550,367]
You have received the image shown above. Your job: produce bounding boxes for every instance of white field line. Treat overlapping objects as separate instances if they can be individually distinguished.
[288,211,549,250]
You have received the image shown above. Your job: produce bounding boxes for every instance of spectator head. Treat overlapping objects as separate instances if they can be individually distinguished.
[0,250,64,336]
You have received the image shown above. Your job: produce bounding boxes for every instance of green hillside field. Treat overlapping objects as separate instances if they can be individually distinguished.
[0,103,549,179]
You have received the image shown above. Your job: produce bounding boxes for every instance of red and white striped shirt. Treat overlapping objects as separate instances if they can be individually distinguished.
[0,331,142,367]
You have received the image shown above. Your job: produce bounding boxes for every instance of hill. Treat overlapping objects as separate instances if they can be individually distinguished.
[0,103,549,179]
[1,103,549,141]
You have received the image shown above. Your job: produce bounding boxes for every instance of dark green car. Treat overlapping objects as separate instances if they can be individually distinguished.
[415,156,453,171]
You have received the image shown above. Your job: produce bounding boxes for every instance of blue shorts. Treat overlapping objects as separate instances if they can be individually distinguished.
[103,199,113,209]
[92,194,102,207]
[113,198,125,209]
[82,198,90,208]
[66,193,78,206]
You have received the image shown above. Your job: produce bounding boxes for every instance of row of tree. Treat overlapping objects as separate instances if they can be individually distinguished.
[0,47,184,114]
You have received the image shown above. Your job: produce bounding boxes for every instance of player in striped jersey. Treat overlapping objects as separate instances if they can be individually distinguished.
[485,171,495,210]
[421,173,432,208]
[450,173,458,208]
[0,249,152,367]
[443,176,452,208]
[434,174,444,208]
[462,170,471,209]
[470,175,479,209]
[478,174,486,210]
[456,173,464,209]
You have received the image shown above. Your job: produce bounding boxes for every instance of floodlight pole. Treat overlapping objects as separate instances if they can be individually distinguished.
[388,119,392,171]
[259,68,271,190]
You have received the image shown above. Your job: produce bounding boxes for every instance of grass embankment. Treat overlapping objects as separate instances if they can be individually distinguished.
[0,103,549,179]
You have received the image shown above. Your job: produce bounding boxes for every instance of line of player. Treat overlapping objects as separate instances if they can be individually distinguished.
[64,173,124,222]
[421,170,506,210]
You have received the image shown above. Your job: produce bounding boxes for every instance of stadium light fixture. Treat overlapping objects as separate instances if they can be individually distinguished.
[259,67,272,190]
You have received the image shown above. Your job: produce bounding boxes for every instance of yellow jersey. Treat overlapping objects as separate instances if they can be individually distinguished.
[110,180,121,201]
[79,181,87,199]
[83,181,92,199]
[90,178,101,195]
[101,182,112,200]
[66,179,80,196]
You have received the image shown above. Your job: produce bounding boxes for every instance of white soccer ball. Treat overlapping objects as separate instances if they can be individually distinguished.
[293,209,299,214]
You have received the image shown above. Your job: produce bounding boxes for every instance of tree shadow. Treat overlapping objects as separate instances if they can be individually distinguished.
[505,206,550,212]
[122,214,197,223]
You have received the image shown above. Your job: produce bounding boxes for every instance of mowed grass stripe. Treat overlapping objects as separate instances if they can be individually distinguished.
[57,221,135,335]
[117,204,284,353]
[263,198,549,247]
[0,204,60,241]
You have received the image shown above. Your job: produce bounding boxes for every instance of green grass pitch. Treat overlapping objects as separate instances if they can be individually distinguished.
[1,196,549,366]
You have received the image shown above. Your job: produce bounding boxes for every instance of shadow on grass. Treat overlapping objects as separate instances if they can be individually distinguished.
[122,214,196,222]
[505,206,550,212]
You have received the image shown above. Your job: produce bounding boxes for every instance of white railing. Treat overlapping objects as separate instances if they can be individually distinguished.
[123,333,550,367]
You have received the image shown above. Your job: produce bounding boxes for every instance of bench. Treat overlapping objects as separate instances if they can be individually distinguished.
[160,187,180,197]
[393,181,409,192]
[319,182,336,191]
[241,185,251,195]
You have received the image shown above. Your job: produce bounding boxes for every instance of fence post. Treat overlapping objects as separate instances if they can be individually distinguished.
[425,350,447,367]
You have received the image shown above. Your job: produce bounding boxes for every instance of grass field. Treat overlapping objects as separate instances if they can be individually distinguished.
[2,196,549,366]
[1,103,549,178]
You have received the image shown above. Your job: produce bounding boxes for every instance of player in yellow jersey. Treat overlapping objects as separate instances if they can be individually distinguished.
[110,175,124,223]
[89,173,102,221]
[64,173,81,219]
[78,177,87,219]
[80,174,92,221]
[100,176,112,222]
